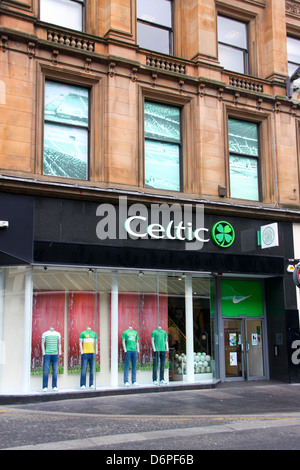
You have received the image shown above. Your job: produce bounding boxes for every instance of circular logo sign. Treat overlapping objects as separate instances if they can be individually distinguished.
[211,221,235,248]
[262,226,275,246]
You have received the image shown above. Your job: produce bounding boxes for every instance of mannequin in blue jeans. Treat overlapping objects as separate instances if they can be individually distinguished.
[79,327,98,390]
[151,326,169,385]
[122,326,140,386]
[42,327,62,392]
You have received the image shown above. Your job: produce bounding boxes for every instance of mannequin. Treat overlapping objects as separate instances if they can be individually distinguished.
[79,326,98,390]
[121,326,139,386]
[42,327,62,391]
[151,325,168,385]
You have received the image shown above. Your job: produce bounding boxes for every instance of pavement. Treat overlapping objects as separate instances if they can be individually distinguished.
[2,379,300,415]
[2,380,300,450]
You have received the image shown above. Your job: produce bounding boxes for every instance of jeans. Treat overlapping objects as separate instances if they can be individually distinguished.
[124,351,137,384]
[80,353,95,387]
[43,354,58,389]
[153,351,166,382]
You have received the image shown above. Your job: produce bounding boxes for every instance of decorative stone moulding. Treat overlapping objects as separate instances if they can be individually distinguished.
[47,30,94,52]
[146,55,186,74]
[286,0,300,16]
[229,76,264,93]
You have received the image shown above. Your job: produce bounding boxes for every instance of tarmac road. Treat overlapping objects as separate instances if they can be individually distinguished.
[2,380,300,451]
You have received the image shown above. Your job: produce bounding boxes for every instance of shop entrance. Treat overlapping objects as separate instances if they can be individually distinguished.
[224,318,265,380]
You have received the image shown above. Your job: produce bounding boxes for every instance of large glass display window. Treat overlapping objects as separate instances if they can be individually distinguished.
[115,271,216,387]
[31,267,99,392]
[0,266,217,395]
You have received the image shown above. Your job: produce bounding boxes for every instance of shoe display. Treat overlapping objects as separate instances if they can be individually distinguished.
[160,380,167,385]
[153,380,158,385]
[132,382,139,386]
[125,382,130,387]
[81,385,86,390]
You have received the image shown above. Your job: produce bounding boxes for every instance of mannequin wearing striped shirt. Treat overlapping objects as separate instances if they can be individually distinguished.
[42,327,62,392]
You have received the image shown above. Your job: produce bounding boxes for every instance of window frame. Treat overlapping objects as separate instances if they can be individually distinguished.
[287,35,300,91]
[43,79,90,181]
[137,0,174,55]
[39,0,86,32]
[226,116,262,202]
[217,14,249,75]
[36,64,104,183]
[144,100,183,192]
[139,88,194,194]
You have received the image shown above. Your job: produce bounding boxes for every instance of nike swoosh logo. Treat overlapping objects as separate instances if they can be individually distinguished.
[232,295,252,304]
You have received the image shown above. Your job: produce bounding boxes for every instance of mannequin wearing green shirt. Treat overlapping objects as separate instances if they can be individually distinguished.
[151,326,168,385]
[122,326,140,386]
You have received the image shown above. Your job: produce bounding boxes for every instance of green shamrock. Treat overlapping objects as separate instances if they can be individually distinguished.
[212,221,235,248]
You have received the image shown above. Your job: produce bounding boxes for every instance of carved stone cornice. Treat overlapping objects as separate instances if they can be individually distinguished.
[286,0,300,16]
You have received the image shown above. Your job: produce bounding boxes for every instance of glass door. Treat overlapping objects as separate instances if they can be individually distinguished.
[245,319,264,379]
[224,319,244,379]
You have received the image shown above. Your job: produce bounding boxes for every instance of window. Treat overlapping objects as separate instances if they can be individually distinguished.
[144,101,181,191]
[218,15,249,74]
[137,0,173,55]
[228,118,260,201]
[287,36,300,91]
[40,0,85,31]
[43,80,89,180]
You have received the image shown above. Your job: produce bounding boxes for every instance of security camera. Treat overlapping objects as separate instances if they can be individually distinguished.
[0,221,9,228]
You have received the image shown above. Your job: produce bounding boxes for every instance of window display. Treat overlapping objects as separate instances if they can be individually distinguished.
[0,266,217,395]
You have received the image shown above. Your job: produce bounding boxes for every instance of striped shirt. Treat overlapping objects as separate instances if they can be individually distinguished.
[42,330,61,355]
[80,329,97,354]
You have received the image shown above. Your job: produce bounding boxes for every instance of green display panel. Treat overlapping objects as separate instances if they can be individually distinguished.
[221,280,263,318]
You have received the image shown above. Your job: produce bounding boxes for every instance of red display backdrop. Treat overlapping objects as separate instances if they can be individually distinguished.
[68,291,100,371]
[31,291,65,372]
[118,293,168,366]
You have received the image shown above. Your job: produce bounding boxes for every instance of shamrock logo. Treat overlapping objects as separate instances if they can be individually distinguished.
[212,221,235,248]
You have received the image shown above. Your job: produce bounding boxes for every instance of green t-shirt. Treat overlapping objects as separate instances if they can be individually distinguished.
[122,329,139,352]
[151,328,167,351]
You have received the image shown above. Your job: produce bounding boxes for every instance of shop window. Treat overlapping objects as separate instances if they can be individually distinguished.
[28,267,216,393]
[228,118,260,201]
[43,80,89,180]
[40,0,85,31]
[117,272,215,386]
[287,36,300,92]
[137,0,173,55]
[144,100,181,191]
[218,15,249,74]
[31,268,100,390]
